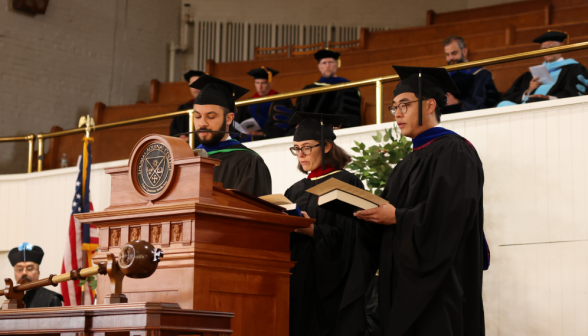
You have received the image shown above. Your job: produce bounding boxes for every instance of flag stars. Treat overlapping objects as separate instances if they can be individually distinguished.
[76,194,81,199]
[76,181,81,187]
[73,201,77,207]
[78,207,81,212]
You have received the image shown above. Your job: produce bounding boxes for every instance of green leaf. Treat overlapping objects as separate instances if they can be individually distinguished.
[351,147,360,153]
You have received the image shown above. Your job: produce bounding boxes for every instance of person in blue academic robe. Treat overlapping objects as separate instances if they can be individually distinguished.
[498,31,588,107]
[442,35,500,114]
[293,49,362,129]
[169,70,205,145]
[235,67,294,142]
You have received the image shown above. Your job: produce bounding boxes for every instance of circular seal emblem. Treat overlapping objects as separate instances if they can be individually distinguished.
[137,143,172,195]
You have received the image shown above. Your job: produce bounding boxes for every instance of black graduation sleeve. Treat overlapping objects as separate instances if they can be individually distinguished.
[551,64,588,99]
[337,88,362,128]
[235,105,252,123]
[461,69,501,111]
[232,154,272,197]
[387,139,483,334]
[501,72,533,104]
[169,101,193,136]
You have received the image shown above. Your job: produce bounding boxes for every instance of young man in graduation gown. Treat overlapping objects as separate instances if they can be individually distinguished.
[498,31,588,107]
[235,67,294,141]
[293,49,362,129]
[9,243,63,308]
[442,35,500,114]
[169,70,205,145]
[285,112,380,336]
[356,66,485,336]
[189,75,272,197]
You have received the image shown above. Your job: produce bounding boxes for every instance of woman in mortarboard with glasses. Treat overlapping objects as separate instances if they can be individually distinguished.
[285,112,380,336]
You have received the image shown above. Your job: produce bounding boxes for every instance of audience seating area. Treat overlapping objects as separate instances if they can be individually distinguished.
[42,0,588,170]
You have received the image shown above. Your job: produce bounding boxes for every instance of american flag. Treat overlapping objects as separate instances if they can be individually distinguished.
[60,137,99,306]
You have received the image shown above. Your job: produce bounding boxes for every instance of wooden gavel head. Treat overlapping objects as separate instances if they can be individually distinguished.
[117,240,164,279]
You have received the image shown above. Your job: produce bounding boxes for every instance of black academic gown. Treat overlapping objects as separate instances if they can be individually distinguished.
[23,287,63,308]
[377,135,485,336]
[207,142,272,197]
[169,100,201,147]
[501,63,588,104]
[285,170,380,336]
[442,68,500,114]
[294,83,362,129]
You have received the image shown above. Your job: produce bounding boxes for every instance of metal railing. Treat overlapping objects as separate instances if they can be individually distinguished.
[1,41,587,173]
[0,135,35,173]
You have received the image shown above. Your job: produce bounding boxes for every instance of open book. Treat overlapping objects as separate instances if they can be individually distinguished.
[259,194,303,217]
[306,178,388,217]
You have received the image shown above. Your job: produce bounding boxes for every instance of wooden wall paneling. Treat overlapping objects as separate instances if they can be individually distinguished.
[430,0,551,26]
[551,4,588,24]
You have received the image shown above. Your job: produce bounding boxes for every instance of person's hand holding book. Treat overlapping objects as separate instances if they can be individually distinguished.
[354,204,397,225]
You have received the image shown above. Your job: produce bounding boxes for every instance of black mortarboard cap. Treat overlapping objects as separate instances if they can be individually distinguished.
[533,30,568,44]
[190,75,250,111]
[183,70,205,82]
[8,243,44,266]
[393,66,460,126]
[247,67,279,82]
[290,112,346,170]
[314,49,341,62]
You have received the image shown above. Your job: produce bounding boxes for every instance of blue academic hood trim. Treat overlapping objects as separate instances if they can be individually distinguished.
[412,127,459,148]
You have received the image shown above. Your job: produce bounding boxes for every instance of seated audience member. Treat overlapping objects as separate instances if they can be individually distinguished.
[293,49,361,129]
[442,35,500,114]
[498,31,588,107]
[235,67,293,141]
[169,70,205,145]
[9,243,63,308]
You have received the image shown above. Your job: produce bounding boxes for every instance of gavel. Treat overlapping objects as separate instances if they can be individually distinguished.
[1,240,163,309]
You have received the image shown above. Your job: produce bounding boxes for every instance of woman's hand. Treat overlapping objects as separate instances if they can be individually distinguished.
[294,211,315,237]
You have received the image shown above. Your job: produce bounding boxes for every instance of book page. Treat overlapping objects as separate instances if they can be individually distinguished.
[259,194,293,205]
[529,64,554,85]
[306,178,389,206]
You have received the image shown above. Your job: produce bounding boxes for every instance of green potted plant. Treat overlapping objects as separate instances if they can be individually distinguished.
[348,126,412,195]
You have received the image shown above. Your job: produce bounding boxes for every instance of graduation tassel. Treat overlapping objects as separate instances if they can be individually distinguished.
[418,67,423,126]
[321,115,326,171]
[262,66,272,83]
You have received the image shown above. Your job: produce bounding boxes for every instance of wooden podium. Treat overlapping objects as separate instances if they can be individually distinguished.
[76,135,312,336]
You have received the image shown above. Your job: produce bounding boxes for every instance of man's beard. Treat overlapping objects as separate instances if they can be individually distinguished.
[447,55,465,65]
[197,119,228,147]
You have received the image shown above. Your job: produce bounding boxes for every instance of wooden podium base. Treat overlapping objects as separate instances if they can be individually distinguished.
[0,302,233,335]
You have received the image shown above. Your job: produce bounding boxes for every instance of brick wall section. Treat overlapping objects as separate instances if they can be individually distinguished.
[0,0,180,173]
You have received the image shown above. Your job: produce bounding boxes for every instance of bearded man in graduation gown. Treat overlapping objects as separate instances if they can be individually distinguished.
[356,66,485,336]
[442,35,500,114]
[285,112,380,336]
[9,243,63,308]
[236,67,294,141]
[293,49,362,129]
[169,70,205,145]
[498,31,588,107]
[189,75,272,197]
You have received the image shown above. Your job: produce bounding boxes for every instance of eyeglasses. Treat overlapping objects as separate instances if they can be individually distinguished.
[14,265,37,273]
[388,100,420,114]
[289,144,320,156]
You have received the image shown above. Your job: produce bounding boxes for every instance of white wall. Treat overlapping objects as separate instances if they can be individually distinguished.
[1,96,588,334]
[0,0,182,174]
[185,0,521,30]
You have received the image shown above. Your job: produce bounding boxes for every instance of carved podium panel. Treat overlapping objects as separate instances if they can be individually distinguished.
[76,135,312,336]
